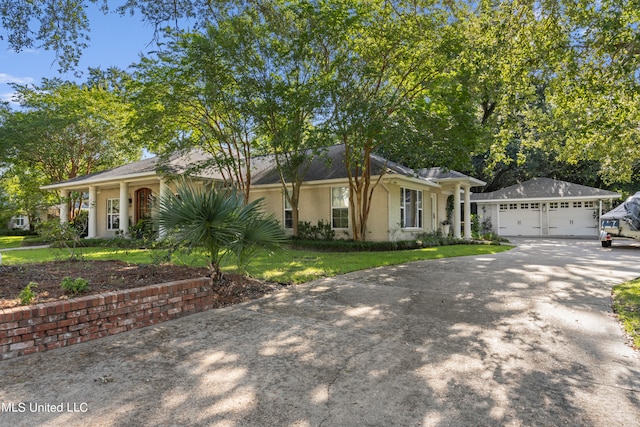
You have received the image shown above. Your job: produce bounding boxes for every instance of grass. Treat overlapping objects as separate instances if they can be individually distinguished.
[0,244,513,284]
[612,278,640,349]
[0,236,26,249]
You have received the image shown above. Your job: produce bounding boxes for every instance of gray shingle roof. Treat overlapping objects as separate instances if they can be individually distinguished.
[471,177,620,201]
[43,144,484,190]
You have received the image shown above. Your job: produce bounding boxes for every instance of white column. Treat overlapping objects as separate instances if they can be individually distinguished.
[88,186,98,238]
[119,182,129,237]
[463,185,472,240]
[453,183,461,239]
[158,178,167,238]
[60,189,69,225]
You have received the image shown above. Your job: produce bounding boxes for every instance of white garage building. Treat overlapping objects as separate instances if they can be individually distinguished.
[472,178,620,237]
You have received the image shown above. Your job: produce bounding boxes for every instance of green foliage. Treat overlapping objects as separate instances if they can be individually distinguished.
[612,279,640,349]
[18,282,38,305]
[36,220,83,260]
[60,277,89,295]
[296,220,335,241]
[155,179,286,279]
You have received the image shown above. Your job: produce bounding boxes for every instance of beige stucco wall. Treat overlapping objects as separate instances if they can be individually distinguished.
[93,182,162,238]
[252,179,455,242]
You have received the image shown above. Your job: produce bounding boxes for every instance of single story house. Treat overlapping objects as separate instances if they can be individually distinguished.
[41,145,485,242]
[471,178,620,237]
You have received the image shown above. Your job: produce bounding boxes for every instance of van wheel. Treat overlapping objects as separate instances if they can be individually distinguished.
[608,240,613,247]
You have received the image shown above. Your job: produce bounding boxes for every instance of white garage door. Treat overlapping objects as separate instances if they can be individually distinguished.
[498,202,542,236]
[548,201,599,236]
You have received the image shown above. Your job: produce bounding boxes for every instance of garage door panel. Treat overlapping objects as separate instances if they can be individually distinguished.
[548,206,598,236]
[499,207,541,236]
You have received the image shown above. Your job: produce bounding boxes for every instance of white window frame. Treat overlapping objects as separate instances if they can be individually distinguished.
[15,216,25,227]
[107,198,120,230]
[284,195,293,229]
[331,187,349,229]
[400,188,423,229]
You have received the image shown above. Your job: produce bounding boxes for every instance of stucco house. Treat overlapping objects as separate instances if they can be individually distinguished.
[471,178,620,237]
[7,215,29,231]
[41,145,485,242]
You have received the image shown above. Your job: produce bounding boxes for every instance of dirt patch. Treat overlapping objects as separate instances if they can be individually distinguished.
[0,260,286,309]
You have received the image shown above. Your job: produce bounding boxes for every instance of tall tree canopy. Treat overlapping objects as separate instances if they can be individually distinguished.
[0,73,140,218]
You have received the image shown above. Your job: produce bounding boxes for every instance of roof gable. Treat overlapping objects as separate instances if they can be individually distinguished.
[471,177,620,201]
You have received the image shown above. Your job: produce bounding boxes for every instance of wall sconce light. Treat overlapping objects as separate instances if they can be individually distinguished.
[128,198,132,205]
[542,203,547,212]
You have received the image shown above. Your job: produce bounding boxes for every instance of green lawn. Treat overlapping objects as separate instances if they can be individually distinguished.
[0,244,512,284]
[612,278,640,349]
[0,236,26,249]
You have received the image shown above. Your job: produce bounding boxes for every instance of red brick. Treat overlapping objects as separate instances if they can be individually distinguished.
[13,326,32,335]
[66,309,87,318]
[68,323,87,332]
[109,326,126,334]
[0,321,18,331]
[57,318,78,328]
[88,305,106,314]
[19,316,43,327]
[34,322,58,332]
[60,331,79,340]
[20,331,44,341]
[46,341,63,350]
[89,331,109,340]
[10,340,34,351]
[22,345,43,355]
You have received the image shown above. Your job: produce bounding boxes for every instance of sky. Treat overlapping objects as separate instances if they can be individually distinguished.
[0,5,159,108]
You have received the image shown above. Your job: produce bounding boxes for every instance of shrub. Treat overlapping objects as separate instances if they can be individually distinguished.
[296,220,335,241]
[60,277,90,294]
[18,282,38,305]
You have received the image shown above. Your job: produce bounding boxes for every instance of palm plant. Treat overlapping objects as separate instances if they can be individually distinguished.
[155,179,286,280]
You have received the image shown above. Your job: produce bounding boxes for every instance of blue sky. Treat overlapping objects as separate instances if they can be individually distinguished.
[0,5,158,107]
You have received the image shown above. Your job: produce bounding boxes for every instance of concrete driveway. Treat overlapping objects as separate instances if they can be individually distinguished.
[1,238,639,426]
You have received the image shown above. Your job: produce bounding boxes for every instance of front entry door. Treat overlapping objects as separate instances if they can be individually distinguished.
[135,188,153,224]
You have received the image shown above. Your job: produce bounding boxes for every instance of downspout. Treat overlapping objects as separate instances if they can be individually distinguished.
[380,182,391,241]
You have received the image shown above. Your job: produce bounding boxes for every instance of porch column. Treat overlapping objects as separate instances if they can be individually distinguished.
[59,189,69,225]
[88,186,98,238]
[119,182,129,236]
[158,178,167,238]
[453,183,461,239]
[463,185,472,240]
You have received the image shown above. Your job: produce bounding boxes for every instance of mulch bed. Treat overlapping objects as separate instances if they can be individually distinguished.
[0,260,287,309]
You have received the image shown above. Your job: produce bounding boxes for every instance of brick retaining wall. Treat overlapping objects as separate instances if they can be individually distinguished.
[0,277,213,361]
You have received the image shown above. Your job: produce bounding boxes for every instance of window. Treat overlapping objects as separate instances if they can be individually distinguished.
[531,203,540,210]
[331,187,349,229]
[509,203,518,210]
[107,199,120,230]
[15,216,25,227]
[585,201,595,208]
[549,202,558,209]
[284,196,293,229]
[560,202,569,208]
[401,188,423,228]
[499,204,508,211]
[573,202,582,208]
[521,203,529,209]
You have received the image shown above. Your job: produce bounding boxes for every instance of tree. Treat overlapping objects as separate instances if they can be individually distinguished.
[130,28,260,202]
[0,75,141,219]
[155,179,285,280]
[209,2,333,236]
[323,0,453,241]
